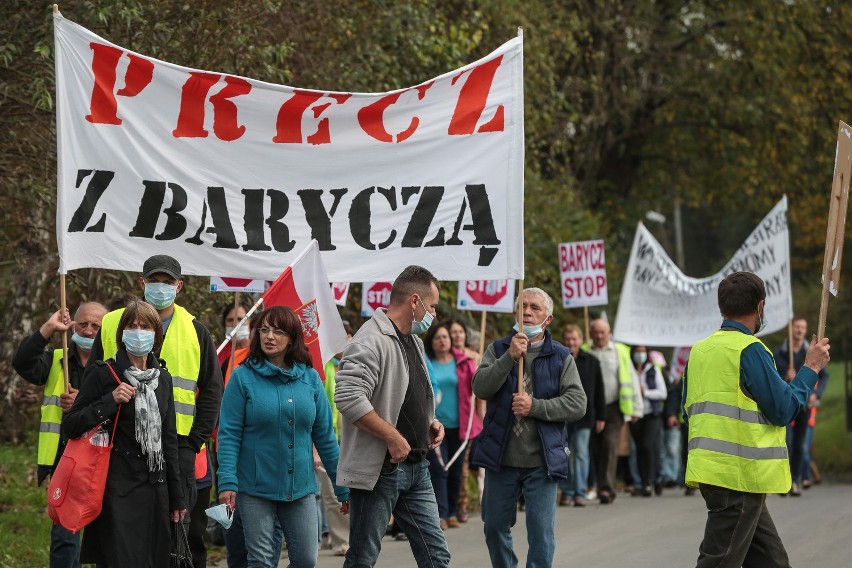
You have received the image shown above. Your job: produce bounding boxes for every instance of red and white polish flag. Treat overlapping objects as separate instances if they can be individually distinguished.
[262,240,348,380]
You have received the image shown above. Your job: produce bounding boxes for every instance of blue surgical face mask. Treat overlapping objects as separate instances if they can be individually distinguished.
[411,297,434,335]
[633,352,648,365]
[144,282,177,310]
[122,329,156,357]
[513,322,544,338]
[71,332,95,351]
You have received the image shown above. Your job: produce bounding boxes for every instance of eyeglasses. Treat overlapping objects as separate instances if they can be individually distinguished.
[258,327,289,338]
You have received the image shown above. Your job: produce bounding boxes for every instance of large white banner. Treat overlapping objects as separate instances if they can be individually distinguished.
[613,197,792,346]
[53,14,524,281]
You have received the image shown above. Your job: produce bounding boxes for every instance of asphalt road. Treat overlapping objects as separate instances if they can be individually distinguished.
[211,481,852,567]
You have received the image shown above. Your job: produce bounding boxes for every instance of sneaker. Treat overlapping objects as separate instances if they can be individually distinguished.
[654,482,664,496]
[573,497,588,507]
[457,510,470,523]
[558,496,572,507]
[684,487,695,496]
[585,489,597,501]
[447,516,461,528]
[394,533,408,541]
[440,519,449,530]
[790,483,802,497]
[599,491,613,504]
[641,486,653,497]
[802,479,812,490]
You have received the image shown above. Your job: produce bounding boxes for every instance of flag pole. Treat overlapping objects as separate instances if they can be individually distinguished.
[226,292,241,378]
[787,319,794,375]
[59,273,70,393]
[217,297,263,355]
[583,306,590,345]
[516,280,524,396]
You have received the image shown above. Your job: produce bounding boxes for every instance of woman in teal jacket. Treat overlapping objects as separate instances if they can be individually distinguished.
[217,306,348,568]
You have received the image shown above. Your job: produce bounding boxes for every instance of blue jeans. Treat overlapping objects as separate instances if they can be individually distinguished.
[658,425,681,483]
[802,425,815,481]
[558,427,590,499]
[344,459,450,568]
[50,522,81,568]
[482,466,557,568]
[239,493,317,568]
[224,504,284,568]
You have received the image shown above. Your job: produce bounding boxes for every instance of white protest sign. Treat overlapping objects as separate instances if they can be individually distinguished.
[361,282,393,317]
[209,276,266,293]
[457,280,516,313]
[53,14,524,282]
[613,197,792,346]
[331,282,350,307]
[669,346,692,382]
[558,239,608,308]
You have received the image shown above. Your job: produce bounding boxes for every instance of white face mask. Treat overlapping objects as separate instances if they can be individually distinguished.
[225,326,250,342]
[633,352,648,366]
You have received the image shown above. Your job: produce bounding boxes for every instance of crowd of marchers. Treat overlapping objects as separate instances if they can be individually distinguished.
[14,259,829,568]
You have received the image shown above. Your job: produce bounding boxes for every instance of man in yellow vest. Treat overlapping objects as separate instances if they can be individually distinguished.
[89,255,223,556]
[586,319,642,505]
[13,301,107,568]
[683,272,830,567]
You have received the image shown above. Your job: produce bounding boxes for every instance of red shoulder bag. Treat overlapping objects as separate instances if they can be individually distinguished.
[47,363,123,533]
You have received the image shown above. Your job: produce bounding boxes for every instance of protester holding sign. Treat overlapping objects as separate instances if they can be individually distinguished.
[12,301,107,567]
[472,287,586,568]
[64,300,186,567]
[683,272,830,567]
[424,321,482,530]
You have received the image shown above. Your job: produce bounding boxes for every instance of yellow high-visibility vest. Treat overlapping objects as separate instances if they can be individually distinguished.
[582,342,635,416]
[37,350,65,467]
[684,330,791,493]
[100,305,201,436]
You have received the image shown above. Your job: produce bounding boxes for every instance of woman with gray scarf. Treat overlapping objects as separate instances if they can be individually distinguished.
[64,300,185,567]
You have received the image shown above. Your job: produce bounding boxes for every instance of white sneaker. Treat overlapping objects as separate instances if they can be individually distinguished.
[585,489,597,501]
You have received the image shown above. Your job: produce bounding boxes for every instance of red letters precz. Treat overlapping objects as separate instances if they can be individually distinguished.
[84,42,507,143]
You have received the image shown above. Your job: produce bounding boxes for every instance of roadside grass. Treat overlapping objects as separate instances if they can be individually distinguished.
[0,436,51,568]
[812,362,852,479]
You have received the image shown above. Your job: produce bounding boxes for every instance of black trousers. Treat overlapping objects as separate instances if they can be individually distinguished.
[630,414,661,488]
[696,484,790,568]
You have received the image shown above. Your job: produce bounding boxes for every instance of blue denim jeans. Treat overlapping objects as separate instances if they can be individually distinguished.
[658,425,681,483]
[802,425,815,481]
[50,522,81,568]
[224,503,284,568]
[482,466,557,568]
[239,493,317,568]
[344,459,450,568]
[558,427,590,499]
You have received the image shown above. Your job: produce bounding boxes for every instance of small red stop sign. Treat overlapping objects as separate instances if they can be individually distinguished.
[366,282,393,311]
[465,280,508,306]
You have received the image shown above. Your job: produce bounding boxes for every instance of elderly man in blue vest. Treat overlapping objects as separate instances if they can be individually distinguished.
[13,302,107,568]
[683,271,830,567]
[471,287,586,568]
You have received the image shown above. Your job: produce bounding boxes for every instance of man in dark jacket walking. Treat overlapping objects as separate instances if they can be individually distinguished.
[559,324,605,507]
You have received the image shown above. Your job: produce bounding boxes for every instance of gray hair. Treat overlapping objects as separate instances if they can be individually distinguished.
[514,287,554,316]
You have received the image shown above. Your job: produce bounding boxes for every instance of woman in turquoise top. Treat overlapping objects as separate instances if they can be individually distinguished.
[425,321,481,529]
[217,306,349,568]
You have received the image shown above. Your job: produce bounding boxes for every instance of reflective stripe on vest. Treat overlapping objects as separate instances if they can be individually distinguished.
[684,330,791,493]
[100,304,201,436]
[37,350,65,467]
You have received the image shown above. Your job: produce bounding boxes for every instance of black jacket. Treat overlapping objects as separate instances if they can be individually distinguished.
[571,350,606,429]
[64,350,184,567]
[13,331,88,484]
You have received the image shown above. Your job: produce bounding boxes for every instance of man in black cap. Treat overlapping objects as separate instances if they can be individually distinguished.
[90,254,223,567]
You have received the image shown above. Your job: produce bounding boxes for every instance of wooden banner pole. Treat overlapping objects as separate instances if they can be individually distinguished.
[584,306,590,345]
[788,319,794,373]
[59,274,70,393]
[478,310,487,360]
[516,280,524,395]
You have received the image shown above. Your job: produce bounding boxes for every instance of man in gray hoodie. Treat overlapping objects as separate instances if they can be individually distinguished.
[334,265,450,568]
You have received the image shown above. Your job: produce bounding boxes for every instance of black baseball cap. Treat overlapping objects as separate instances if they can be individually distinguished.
[142,255,182,280]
